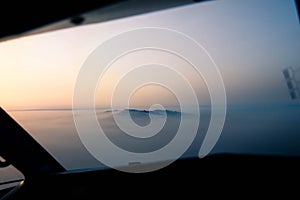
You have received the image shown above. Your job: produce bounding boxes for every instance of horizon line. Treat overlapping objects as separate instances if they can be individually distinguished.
[5,103,300,112]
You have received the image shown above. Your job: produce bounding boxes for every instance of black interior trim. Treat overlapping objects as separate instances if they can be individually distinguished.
[0,107,65,176]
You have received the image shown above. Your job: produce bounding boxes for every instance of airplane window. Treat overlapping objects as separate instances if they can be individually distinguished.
[0,0,299,176]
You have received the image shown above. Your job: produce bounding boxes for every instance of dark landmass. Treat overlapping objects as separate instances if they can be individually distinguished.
[122,108,181,115]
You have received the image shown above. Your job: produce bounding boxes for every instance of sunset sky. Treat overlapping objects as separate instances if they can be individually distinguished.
[0,0,299,110]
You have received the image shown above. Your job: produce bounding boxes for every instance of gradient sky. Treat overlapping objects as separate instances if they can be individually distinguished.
[0,0,299,110]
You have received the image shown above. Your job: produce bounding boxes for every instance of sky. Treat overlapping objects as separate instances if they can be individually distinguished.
[0,0,299,110]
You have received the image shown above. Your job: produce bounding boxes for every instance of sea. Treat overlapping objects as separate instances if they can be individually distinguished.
[1,104,300,184]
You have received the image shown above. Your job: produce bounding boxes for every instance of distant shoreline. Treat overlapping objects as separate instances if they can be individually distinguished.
[6,103,300,112]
